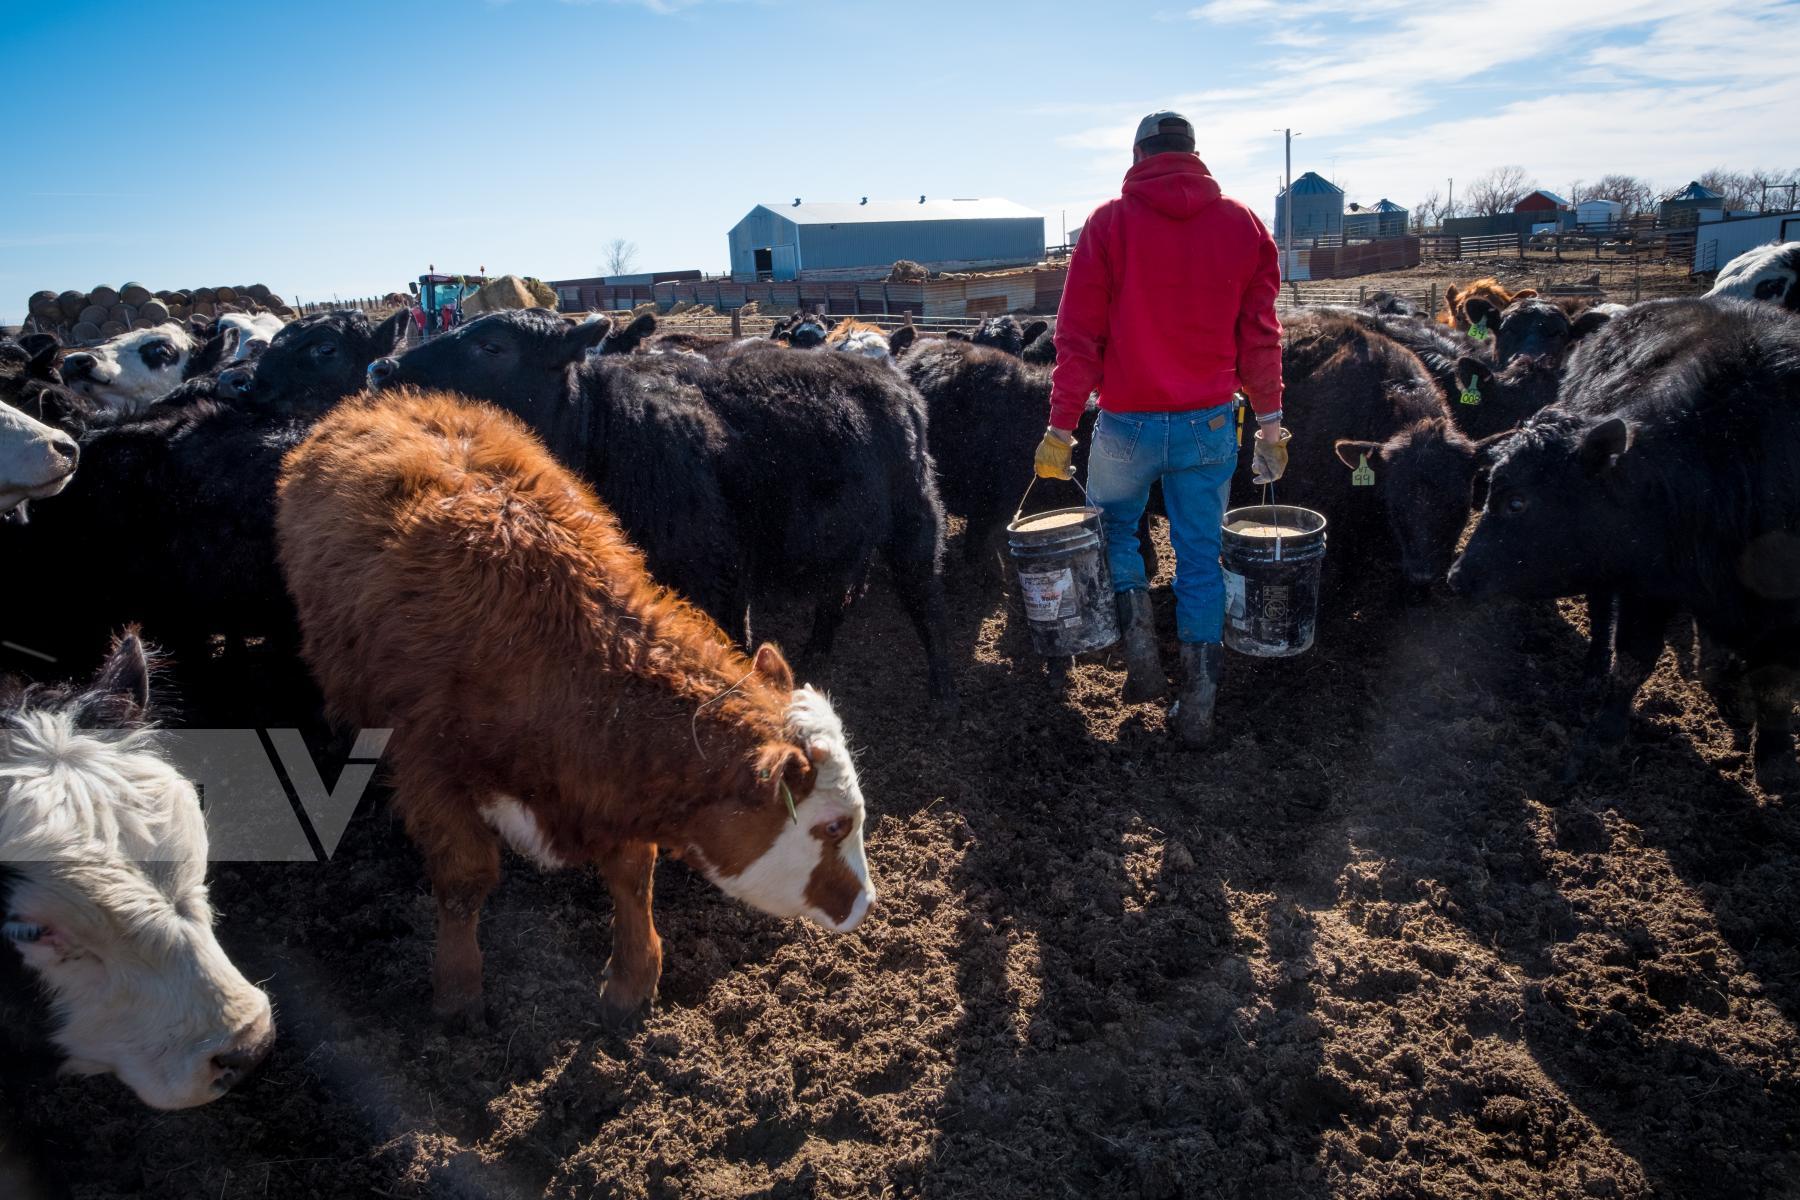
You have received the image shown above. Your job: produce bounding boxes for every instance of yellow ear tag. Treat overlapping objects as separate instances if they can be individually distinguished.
[1459,378,1483,406]
[1468,317,1491,342]
[1351,454,1376,487]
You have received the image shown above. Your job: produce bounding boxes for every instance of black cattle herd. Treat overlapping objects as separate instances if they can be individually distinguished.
[2,250,1799,791]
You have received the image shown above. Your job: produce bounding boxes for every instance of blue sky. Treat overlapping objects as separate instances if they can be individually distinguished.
[3,0,1795,318]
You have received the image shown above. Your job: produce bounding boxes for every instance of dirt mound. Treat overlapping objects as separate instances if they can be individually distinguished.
[20,521,1799,1198]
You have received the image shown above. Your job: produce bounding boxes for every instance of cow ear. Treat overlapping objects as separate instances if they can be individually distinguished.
[603,312,656,355]
[1021,320,1049,346]
[1464,297,1497,327]
[887,325,918,357]
[752,642,795,692]
[1334,439,1381,470]
[188,314,214,341]
[83,629,152,727]
[1454,355,1493,391]
[3,916,69,967]
[945,329,968,342]
[18,333,60,377]
[374,308,411,355]
[1580,417,1630,476]
[1512,288,1539,301]
[565,316,612,357]
[1570,308,1613,341]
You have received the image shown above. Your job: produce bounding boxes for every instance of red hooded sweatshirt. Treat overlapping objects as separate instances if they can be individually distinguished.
[1049,154,1283,432]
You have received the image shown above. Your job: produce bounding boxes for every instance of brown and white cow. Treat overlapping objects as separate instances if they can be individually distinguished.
[275,389,875,1025]
[1,633,275,1109]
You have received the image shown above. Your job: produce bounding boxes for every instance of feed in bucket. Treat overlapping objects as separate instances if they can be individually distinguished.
[1220,504,1326,658]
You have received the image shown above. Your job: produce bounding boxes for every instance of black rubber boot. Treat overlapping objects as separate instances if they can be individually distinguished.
[1170,641,1223,747]
[1117,589,1167,703]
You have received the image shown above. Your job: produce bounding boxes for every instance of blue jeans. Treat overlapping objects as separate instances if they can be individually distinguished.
[1086,406,1237,644]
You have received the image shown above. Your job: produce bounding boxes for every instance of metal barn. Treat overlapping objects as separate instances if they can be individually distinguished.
[1273,172,1344,241]
[727,199,1045,282]
[1343,199,1409,239]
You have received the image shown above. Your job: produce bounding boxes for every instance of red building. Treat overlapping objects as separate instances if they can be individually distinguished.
[1513,189,1570,214]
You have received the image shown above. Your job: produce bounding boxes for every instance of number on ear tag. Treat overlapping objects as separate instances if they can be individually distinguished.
[1459,379,1482,406]
[1468,317,1491,341]
[1351,454,1376,487]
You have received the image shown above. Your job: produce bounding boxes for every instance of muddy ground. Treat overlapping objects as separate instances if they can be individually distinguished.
[21,516,1800,1200]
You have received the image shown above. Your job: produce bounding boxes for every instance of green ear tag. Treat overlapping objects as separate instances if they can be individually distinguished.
[1468,317,1491,341]
[1351,454,1376,487]
[1459,378,1483,406]
[780,780,798,825]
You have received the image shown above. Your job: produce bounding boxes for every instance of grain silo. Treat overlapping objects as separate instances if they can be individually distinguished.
[1343,199,1409,240]
[1660,181,1724,227]
[1273,171,1345,241]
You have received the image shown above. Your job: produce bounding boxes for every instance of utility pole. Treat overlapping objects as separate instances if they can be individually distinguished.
[1447,177,1454,222]
[1277,128,1300,281]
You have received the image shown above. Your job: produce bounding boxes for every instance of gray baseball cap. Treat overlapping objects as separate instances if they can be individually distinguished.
[1134,111,1195,148]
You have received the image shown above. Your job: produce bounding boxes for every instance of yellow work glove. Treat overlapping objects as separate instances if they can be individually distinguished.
[1251,426,1291,486]
[1034,428,1076,480]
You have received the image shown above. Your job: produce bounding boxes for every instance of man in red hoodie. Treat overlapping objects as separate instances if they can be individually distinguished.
[1033,112,1289,746]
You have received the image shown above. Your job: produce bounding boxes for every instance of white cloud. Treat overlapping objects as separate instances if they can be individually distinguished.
[1064,0,1799,218]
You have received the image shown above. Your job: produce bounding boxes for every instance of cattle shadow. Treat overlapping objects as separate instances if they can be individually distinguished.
[1346,589,1800,1197]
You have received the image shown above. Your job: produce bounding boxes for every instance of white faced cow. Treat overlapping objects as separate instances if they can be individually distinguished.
[0,400,78,522]
[1707,241,1800,311]
[58,323,201,414]
[1,634,275,1109]
[217,312,286,361]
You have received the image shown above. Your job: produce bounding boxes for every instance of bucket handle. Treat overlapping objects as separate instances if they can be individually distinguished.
[1262,479,1283,563]
[1013,472,1094,526]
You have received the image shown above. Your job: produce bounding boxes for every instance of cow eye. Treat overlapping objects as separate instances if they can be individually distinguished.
[820,817,851,841]
[479,342,504,357]
[1505,495,1528,515]
[311,341,337,359]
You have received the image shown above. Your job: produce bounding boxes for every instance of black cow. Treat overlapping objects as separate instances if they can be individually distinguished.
[1021,318,1057,366]
[1362,291,1427,317]
[967,315,1050,358]
[769,309,830,348]
[214,308,409,413]
[370,309,958,709]
[1250,312,1478,597]
[1466,295,1614,368]
[1449,297,1800,791]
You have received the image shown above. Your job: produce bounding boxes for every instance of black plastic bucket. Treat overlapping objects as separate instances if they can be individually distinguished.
[1220,504,1326,657]
[1007,505,1120,657]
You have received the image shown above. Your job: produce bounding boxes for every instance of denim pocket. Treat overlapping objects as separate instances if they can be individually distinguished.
[1096,411,1142,462]
[1188,409,1239,466]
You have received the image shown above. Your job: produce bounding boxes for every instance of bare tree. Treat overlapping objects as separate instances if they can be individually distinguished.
[1410,188,1446,231]
[1587,173,1657,219]
[1463,165,1535,217]
[601,238,639,277]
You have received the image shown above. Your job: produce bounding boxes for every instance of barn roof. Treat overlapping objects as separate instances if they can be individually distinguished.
[1520,189,1570,207]
[1278,171,1343,197]
[757,199,1043,226]
[1351,198,1407,213]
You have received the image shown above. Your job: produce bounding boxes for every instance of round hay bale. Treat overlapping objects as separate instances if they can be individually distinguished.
[131,317,158,331]
[28,290,59,318]
[120,283,151,306]
[71,321,101,343]
[154,289,177,302]
[58,290,87,318]
[78,304,109,327]
[265,292,285,309]
[99,320,125,338]
[171,290,191,305]
[192,286,215,302]
[215,285,238,302]
[139,299,170,323]
[190,301,216,318]
[246,283,272,302]
[274,306,297,319]
[167,303,188,319]
[88,285,119,308]
[107,303,137,326]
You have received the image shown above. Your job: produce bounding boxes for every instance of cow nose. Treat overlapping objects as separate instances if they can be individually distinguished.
[211,1025,275,1093]
[218,366,254,398]
[367,357,398,388]
[50,436,79,467]
[62,353,95,380]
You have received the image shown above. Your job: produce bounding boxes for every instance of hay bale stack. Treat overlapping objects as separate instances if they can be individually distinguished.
[27,291,59,320]
[78,303,109,327]
[139,298,170,323]
[70,321,101,342]
[120,282,151,306]
[99,320,125,337]
[107,302,137,326]
[88,285,119,308]
[57,290,87,319]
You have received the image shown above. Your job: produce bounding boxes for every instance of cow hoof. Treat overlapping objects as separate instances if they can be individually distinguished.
[596,988,653,1031]
[433,996,490,1033]
[1753,753,1800,797]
